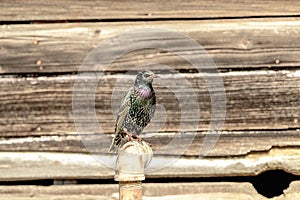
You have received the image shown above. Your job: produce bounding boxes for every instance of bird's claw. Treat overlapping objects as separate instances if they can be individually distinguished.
[123,129,152,147]
[132,135,142,142]
[133,135,152,147]
[124,128,134,141]
[124,129,141,142]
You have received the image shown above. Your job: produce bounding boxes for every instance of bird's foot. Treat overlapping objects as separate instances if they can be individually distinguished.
[132,135,152,147]
[124,129,135,141]
[123,129,152,147]
[132,135,142,142]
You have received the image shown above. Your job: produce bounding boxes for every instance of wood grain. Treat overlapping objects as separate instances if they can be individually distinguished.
[1,71,299,138]
[1,1,300,195]
[1,18,300,74]
[1,130,300,157]
[0,184,117,200]
[1,0,300,21]
[2,181,299,200]
[0,148,300,181]
[144,181,300,200]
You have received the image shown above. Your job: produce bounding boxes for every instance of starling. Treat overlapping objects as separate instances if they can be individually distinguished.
[109,70,156,152]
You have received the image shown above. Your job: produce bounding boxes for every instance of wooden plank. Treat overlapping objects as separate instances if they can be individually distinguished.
[1,130,300,157]
[145,181,300,200]
[0,184,118,196]
[0,182,299,200]
[0,70,299,137]
[0,196,107,200]
[0,183,260,200]
[1,0,300,21]
[0,183,266,200]
[143,182,263,199]
[0,184,115,200]
[1,18,300,74]
[0,185,117,200]
[0,148,300,181]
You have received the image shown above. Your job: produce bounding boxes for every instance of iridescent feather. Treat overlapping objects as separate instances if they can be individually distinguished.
[109,70,156,152]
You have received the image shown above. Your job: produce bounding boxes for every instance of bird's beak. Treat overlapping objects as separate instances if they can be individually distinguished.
[150,73,155,79]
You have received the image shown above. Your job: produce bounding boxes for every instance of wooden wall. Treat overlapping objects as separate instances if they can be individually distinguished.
[1,1,300,199]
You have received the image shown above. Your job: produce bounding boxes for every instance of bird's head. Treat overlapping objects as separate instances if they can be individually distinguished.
[135,70,155,86]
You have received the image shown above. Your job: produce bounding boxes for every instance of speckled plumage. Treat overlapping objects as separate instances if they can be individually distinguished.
[109,70,156,152]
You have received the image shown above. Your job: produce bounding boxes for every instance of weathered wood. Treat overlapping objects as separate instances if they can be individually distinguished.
[1,18,300,74]
[143,182,264,199]
[144,181,300,200]
[0,71,299,137]
[1,0,300,21]
[0,184,118,195]
[1,2,299,198]
[0,181,299,200]
[0,148,300,181]
[0,184,118,200]
[0,196,108,200]
[1,130,300,157]
[1,181,299,200]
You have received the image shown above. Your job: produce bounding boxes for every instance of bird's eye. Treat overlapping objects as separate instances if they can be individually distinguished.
[144,74,150,78]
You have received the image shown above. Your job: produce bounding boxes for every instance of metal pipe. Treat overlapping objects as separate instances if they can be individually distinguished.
[115,141,153,200]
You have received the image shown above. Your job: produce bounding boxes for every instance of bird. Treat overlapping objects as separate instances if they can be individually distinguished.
[109,70,156,152]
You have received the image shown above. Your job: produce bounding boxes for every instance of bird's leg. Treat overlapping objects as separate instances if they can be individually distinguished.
[130,132,143,142]
[136,135,142,141]
[133,135,142,142]
[123,128,134,141]
[124,129,149,146]
[132,135,152,147]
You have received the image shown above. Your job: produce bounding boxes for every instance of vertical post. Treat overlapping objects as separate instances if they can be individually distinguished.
[114,141,153,200]
[119,181,142,200]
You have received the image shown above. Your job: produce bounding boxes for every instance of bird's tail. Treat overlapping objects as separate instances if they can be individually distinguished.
[108,134,123,153]
[108,142,118,153]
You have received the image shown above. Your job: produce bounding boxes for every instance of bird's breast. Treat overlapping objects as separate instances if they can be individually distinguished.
[135,86,152,99]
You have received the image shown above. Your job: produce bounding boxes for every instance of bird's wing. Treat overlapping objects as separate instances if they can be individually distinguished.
[115,87,133,132]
